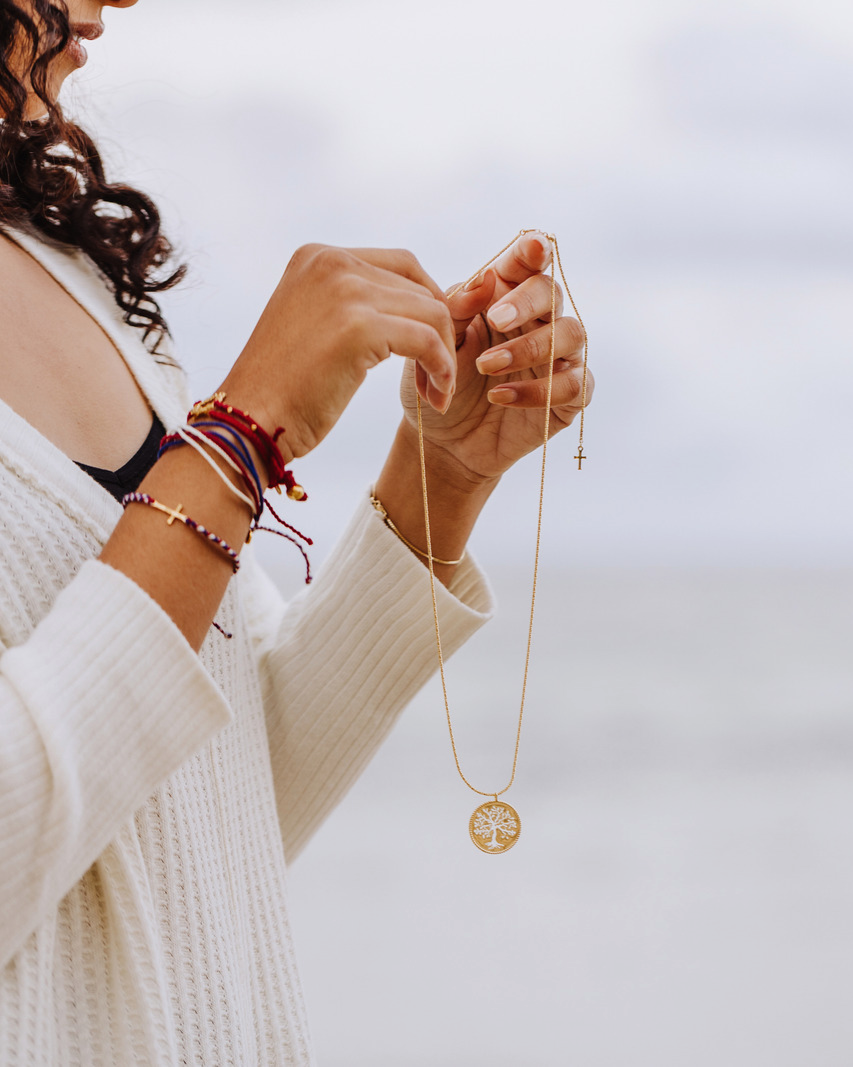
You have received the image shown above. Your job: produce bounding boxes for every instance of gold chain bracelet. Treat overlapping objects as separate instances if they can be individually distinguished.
[370,493,465,567]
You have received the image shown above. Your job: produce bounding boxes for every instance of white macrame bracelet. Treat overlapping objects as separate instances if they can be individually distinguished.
[176,426,257,515]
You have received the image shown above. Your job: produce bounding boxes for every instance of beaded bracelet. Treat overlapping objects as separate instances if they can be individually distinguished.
[121,493,241,573]
[370,493,466,567]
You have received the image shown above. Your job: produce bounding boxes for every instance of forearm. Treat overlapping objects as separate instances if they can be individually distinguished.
[99,445,255,652]
[373,418,499,586]
[245,494,495,859]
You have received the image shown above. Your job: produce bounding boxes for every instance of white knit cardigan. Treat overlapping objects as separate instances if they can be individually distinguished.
[0,230,493,1066]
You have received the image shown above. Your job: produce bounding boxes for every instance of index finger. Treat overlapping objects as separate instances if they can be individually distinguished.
[492,230,553,287]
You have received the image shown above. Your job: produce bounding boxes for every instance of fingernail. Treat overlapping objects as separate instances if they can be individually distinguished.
[476,350,512,374]
[489,303,517,330]
[488,386,517,404]
[464,271,486,292]
[528,232,552,260]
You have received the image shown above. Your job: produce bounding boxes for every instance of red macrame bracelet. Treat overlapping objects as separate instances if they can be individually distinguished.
[187,392,307,500]
[159,428,264,519]
[159,416,315,584]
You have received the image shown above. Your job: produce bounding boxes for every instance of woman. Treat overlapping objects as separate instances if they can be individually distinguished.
[0,1,592,1063]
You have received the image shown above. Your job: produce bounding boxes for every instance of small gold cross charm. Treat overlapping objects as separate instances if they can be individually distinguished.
[574,445,587,470]
[165,503,185,526]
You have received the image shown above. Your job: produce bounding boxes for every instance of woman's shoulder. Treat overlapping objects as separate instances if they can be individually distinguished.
[0,225,190,454]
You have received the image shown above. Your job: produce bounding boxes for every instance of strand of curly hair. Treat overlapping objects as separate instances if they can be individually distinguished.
[0,0,185,359]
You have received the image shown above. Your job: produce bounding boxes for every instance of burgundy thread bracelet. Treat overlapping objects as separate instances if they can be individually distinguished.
[184,423,264,514]
[186,392,307,501]
[175,427,258,516]
[200,410,305,500]
[180,420,264,505]
[158,392,315,584]
[120,493,241,573]
[159,424,264,520]
[157,422,314,582]
[160,422,313,549]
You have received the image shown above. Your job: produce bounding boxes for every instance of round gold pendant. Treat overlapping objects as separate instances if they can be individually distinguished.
[469,801,521,854]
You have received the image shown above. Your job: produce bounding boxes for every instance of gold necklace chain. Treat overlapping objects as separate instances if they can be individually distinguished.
[416,231,589,836]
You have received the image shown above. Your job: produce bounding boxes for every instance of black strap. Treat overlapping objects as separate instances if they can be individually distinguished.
[76,414,166,503]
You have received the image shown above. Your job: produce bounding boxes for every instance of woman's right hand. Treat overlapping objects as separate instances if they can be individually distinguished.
[220,244,458,464]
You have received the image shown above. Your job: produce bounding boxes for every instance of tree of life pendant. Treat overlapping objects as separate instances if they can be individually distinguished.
[469,801,521,854]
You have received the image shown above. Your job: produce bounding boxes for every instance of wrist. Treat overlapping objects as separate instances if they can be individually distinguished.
[214,376,297,472]
[198,384,296,491]
[373,422,497,586]
[395,417,500,503]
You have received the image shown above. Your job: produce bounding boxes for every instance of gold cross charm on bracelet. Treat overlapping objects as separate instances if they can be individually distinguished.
[146,500,188,526]
[165,503,185,526]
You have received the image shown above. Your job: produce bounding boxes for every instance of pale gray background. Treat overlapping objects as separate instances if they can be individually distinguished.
[68,1,852,1062]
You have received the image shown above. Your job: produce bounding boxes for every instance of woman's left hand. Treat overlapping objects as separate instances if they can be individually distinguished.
[401,231,593,488]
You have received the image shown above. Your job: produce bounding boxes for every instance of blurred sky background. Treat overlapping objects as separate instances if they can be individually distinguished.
[64,1,853,1063]
[68,0,853,574]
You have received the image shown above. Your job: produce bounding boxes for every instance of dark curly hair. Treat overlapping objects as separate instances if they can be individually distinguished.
[0,0,184,357]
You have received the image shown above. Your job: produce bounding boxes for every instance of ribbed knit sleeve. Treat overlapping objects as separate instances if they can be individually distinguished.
[243,492,494,859]
[0,560,232,969]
